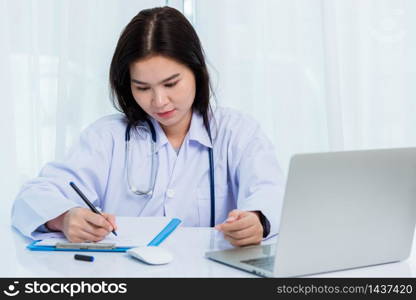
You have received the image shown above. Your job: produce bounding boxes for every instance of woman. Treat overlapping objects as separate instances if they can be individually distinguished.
[12,7,285,247]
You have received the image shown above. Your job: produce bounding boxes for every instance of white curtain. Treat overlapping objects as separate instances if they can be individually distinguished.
[0,0,167,221]
[1,0,416,218]
[194,0,416,171]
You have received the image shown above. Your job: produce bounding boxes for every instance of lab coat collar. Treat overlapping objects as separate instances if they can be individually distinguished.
[149,110,213,152]
[188,111,213,149]
[149,118,169,153]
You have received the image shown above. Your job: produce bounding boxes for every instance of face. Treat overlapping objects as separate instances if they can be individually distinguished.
[129,55,196,132]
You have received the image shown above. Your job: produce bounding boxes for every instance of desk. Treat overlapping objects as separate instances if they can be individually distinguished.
[1,223,415,278]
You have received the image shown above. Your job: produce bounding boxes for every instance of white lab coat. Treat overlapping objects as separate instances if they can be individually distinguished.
[12,107,285,238]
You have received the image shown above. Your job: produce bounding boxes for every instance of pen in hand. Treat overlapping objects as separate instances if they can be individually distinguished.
[69,181,118,236]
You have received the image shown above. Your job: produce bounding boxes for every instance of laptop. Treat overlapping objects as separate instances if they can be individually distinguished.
[205,148,416,277]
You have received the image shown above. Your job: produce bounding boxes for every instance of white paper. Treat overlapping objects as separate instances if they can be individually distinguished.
[35,217,179,247]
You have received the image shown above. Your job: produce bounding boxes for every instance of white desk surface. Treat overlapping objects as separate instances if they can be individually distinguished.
[1,222,416,278]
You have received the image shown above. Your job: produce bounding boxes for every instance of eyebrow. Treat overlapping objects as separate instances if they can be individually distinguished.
[131,73,180,85]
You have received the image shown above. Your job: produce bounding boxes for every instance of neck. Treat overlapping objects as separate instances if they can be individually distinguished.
[160,110,192,148]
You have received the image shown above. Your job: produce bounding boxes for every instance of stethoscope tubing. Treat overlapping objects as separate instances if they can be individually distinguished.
[125,119,215,227]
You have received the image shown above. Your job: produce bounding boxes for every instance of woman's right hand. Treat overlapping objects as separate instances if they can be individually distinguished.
[46,207,117,243]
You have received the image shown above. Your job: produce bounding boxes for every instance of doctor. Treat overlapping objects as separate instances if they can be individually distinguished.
[12,7,285,247]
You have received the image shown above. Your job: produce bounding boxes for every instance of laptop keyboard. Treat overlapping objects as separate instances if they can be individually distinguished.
[241,256,275,272]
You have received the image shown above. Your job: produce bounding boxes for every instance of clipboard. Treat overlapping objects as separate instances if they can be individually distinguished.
[27,218,182,252]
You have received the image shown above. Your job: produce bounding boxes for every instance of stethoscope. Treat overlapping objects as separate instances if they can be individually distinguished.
[125,119,216,227]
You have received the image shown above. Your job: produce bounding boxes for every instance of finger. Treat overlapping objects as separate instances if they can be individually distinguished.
[224,234,262,247]
[219,214,253,232]
[66,228,103,243]
[229,209,247,222]
[65,219,107,241]
[229,209,243,217]
[78,229,106,242]
[82,221,111,238]
[102,213,117,231]
[214,210,245,230]
[84,212,113,231]
[224,225,257,240]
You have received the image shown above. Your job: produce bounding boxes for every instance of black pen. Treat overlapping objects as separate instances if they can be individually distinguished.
[69,181,118,236]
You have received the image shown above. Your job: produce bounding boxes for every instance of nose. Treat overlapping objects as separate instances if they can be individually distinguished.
[152,88,169,108]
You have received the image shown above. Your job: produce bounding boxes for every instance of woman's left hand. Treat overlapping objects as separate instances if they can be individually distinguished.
[215,210,263,247]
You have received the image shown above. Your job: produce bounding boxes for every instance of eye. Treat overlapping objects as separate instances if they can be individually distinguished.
[164,81,178,88]
[136,86,149,91]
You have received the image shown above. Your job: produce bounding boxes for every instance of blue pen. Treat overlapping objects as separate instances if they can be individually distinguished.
[69,182,118,236]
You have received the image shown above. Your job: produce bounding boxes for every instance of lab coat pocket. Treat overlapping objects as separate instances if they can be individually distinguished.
[197,184,228,227]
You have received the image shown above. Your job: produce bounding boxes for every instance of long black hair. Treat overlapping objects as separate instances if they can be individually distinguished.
[109,6,213,132]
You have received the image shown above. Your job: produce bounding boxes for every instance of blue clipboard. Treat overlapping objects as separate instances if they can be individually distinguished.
[27,218,181,252]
